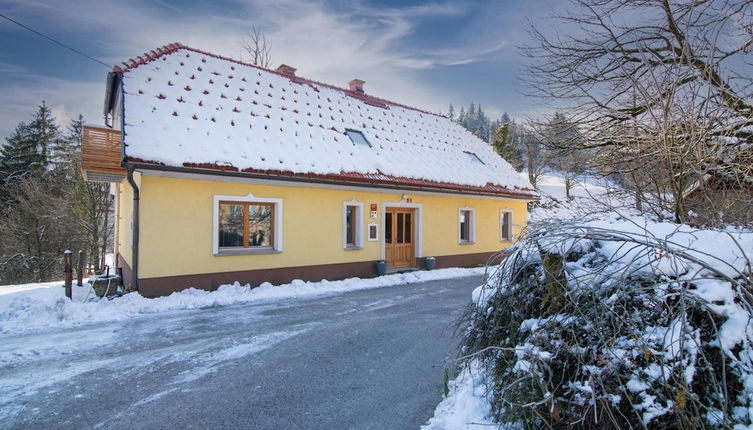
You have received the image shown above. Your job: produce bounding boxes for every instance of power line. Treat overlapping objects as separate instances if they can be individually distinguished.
[0,12,111,69]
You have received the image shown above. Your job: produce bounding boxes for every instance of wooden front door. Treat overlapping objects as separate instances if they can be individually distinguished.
[385,208,415,268]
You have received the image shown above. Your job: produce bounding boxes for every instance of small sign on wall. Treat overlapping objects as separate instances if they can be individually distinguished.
[370,210,377,219]
[367,222,379,241]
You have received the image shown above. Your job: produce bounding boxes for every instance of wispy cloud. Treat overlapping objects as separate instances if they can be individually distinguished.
[0,0,543,138]
[0,73,103,134]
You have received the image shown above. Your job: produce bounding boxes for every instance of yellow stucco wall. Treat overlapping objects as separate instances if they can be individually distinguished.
[115,172,139,268]
[118,173,529,279]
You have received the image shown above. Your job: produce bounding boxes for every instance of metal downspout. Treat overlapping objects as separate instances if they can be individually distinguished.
[126,165,139,292]
[120,72,139,291]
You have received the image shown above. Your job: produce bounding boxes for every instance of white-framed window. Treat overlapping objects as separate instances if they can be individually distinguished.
[212,194,283,255]
[343,201,364,249]
[500,210,513,241]
[458,207,475,244]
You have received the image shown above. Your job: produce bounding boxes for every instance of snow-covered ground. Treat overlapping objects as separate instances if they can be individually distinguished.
[421,362,497,430]
[1,273,485,428]
[526,172,634,221]
[0,266,487,336]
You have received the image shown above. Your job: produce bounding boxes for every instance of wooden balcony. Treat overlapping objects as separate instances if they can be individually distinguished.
[82,125,125,182]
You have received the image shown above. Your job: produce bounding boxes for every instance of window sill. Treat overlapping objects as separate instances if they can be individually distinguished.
[459,241,475,246]
[215,248,281,256]
[344,246,363,251]
[500,239,513,243]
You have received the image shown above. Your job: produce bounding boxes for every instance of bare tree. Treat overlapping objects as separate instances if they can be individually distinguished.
[519,129,548,188]
[522,0,753,223]
[0,175,77,283]
[529,113,590,200]
[242,26,272,68]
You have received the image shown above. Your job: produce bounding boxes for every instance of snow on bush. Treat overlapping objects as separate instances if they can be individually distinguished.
[461,215,753,429]
[0,266,485,335]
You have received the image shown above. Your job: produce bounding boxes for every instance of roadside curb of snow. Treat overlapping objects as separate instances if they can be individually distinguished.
[0,266,486,336]
[421,362,497,430]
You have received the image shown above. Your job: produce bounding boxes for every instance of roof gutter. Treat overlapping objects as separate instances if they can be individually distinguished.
[103,71,122,127]
[125,162,537,200]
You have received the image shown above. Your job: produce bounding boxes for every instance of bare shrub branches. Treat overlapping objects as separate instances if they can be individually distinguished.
[524,0,752,133]
[462,219,753,428]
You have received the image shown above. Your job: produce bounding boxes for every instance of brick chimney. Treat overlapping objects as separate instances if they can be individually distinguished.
[276,64,297,76]
[348,79,365,94]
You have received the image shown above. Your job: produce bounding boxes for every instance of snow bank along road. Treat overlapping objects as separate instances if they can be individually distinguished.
[1,275,482,429]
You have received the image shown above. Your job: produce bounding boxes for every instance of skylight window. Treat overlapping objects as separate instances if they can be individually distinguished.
[464,151,485,165]
[345,129,371,147]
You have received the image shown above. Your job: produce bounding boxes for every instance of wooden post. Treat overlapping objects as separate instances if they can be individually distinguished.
[77,250,84,287]
[64,250,73,299]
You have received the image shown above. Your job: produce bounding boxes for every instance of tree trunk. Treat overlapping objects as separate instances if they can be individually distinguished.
[527,141,537,188]
[539,247,568,311]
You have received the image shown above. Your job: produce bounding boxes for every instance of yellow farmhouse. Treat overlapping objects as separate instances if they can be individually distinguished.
[82,43,536,298]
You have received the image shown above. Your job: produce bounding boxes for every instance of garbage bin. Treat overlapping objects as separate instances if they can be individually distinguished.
[375,260,387,276]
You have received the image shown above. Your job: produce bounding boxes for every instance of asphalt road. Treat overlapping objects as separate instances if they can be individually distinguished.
[2,275,482,430]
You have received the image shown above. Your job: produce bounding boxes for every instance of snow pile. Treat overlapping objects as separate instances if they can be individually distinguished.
[122,47,533,193]
[0,266,485,335]
[422,362,498,430]
[460,215,753,428]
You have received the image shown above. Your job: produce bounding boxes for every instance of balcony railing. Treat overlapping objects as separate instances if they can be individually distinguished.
[81,125,125,182]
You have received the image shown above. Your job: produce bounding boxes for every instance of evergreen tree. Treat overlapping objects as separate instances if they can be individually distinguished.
[50,114,83,171]
[492,123,524,171]
[0,122,33,186]
[475,105,490,141]
[448,104,455,120]
[541,113,587,199]
[26,102,60,170]
[0,103,63,202]
[465,103,476,133]
[452,103,515,143]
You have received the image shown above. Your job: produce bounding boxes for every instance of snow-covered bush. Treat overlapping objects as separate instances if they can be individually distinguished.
[462,217,753,429]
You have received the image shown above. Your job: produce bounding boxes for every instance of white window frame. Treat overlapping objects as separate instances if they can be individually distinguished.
[500,210,513,242]
[213,193,283,255]
[343,200,364,250]
[458,207,475,244]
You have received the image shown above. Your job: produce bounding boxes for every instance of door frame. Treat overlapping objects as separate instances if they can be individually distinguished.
[381,201,422,262]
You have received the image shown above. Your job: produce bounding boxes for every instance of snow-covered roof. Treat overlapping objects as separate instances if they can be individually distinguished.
[118,43,535,197]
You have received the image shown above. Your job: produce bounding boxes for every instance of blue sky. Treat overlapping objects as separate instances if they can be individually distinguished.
[0,0,562,139]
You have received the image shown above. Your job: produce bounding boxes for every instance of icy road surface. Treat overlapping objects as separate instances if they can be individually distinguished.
[1,275,481,429]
